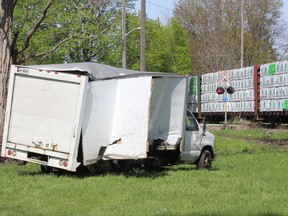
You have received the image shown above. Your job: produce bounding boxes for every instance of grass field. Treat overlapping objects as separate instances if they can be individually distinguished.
[0,128,288,216]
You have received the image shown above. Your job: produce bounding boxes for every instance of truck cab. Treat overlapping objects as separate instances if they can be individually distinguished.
[146,110,215,170]
[180,110,215,169]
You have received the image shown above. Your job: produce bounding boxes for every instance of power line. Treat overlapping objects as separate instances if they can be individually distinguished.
[146,0,174,11]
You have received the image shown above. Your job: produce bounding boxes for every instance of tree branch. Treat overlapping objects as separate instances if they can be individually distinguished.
[17,0,54,55]
[39,35,76,60]
[77,28,109,39]
[17,34,77,64]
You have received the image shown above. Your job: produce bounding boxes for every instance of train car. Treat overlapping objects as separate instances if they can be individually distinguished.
[187,60,288,126]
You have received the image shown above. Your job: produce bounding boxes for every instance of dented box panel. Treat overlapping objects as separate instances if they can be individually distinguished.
[148,78,186,148]
[104,77,152,159]
[82,77,152,164]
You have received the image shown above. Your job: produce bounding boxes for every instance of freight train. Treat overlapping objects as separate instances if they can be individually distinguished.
[187,60,288,126]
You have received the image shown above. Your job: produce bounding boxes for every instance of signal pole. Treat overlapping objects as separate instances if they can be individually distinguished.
[224,84,228,127]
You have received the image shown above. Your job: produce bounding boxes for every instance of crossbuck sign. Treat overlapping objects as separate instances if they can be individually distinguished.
[218,70,232,84]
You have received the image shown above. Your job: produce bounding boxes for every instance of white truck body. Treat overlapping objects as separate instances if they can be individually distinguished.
[1,63,215,172]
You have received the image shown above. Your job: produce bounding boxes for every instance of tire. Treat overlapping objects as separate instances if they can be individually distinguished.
[110,160,131,173]
[87,161,111,175]
[197,150,212,170]
[40,165,53,173]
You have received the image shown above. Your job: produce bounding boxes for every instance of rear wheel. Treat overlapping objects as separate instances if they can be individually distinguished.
[40,165,53,173]
[87,161,112,175]
[197,150,212,170]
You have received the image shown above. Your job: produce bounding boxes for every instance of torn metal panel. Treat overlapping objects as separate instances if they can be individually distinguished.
[82,76,152,164]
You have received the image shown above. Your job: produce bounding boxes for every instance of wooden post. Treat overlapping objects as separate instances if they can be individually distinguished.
[140,0,146,71]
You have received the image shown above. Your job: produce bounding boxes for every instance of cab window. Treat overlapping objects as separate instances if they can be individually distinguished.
[186,111,199,131]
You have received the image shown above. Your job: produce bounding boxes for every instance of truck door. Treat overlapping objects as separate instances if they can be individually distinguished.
[182,111,202,162]
[1,66,88,171]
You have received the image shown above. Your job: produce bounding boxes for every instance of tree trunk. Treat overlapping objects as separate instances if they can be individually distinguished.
[0,0,15,144]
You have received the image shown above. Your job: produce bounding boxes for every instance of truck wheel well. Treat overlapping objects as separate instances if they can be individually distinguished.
[200,146,214,160]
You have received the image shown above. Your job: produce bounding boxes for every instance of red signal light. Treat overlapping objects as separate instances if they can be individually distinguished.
[216,87,225,94]
[226,86,235,94]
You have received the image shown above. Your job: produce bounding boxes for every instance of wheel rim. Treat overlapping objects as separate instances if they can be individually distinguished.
[204,153,211,168]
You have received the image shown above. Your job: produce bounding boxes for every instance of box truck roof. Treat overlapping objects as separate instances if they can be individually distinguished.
[20,62,182,80]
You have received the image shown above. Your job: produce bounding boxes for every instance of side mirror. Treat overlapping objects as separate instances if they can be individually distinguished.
[202,121,207,135]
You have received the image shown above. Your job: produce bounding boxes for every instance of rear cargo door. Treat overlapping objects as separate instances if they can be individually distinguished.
[3,66,87,158]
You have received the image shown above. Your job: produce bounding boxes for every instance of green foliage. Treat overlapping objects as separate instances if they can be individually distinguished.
[145,18,192,74]
[12,0,134,65]
[11,0,192,74]
[168,18,192,74]
[146,19,171,72]
[123,14,192,73]
[0,128,288,215]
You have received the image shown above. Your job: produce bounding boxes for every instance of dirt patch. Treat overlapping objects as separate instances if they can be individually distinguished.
[224,135,288,148]
[258,138,288,148]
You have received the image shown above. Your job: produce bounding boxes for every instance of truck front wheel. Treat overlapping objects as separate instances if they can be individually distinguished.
[197,150,212,170]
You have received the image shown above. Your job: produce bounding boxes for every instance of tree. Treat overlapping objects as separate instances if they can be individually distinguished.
[165,18,192,74]
[244,0,283,65]
[174,0,284,74]
[0,0,17,138]
[139,16,192,73]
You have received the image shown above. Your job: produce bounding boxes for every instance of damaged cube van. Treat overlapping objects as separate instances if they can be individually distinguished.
[1,63,215,173]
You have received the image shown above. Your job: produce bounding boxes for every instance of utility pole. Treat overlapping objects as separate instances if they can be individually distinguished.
[240,0,244,68]
[122,0,126,68]
[140,0,146,71]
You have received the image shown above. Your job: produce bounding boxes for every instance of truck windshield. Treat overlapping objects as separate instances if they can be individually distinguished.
[186,111,199,131]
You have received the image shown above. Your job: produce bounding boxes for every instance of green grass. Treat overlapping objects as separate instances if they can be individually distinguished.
[1,128,288,216]
[213,127,288,140]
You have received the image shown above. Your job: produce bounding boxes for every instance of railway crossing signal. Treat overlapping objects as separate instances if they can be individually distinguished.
[219,70,232,84]
[216,86,235,95]
[216,86,225,94]
[226,86,235,94]
[216,85,235,128]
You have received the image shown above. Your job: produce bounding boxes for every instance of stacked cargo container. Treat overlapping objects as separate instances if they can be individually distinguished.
[229,66,255,112]
[260,61,288,112]
[201,71,223,112]
[200,66,255,113]
[190,60,288,123]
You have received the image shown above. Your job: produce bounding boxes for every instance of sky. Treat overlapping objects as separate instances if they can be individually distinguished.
[134,0,176,24]
[134,0,288,24]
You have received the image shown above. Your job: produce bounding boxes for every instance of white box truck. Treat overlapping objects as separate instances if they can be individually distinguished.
[1,63,215,173]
